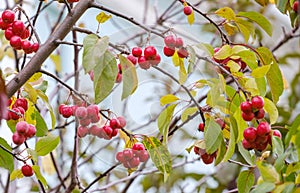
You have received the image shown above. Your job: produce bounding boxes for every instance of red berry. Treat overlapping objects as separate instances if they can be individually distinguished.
[273,130,282,139]
[127,54,137,65]
[175,37,184,48]
[111,128,119,137]
[243,127,257,142]
[132,142,145,151]
[177,47,189,58]
[12,132,25,145]
[21,164,34,177]
[117,116,126,127]
[90,114,100,123]
[144,46,157,60]
[1,10,15,24]
[10,35,22,49]
[240,101,252,113]
[201,153,214,164]
[110,118,120,129]
[198,123,205,132]
[150,54,161,66]
[79,118,91,127]
[132,47,142,57]
[138,56,150,70]
[215,118,225,129]
[22,40,33,54]
[251,96,264,109]
[0,18,11,30]
[16,121,29,135]
[255,141,268,151]
[183,6,193,15]
[77,126,89,138]
[123,149,134,160]
[4,27,14,40]
[164,35,176,48]
[129,157,140,168]
[255,108,265,119]
[21,29,30,39]
[12,20,25,36]
[89,125,101,136]
[13,98,28,111]
[102,126,113,139]
[242,139,254,150]
[138,150,149,162]
[75,107,88,119]
[256,122,271,137]
[116,152,125,162]
[255,135,269,144]
[9,107,22,120]
[293,1,299,13]
[24,124,36,138]
[242,112,254,121]
[193,146,206,156]
[115,73,122,83]
[86,105,99,118]
[214,47,221,53]
[31,43,39,52]
[163,46,175,57]
[60,105,73,118]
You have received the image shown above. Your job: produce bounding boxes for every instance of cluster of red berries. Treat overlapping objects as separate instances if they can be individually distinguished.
[183,6,193,16]
[198,118,226,132]
[242,122,282,151]
[131,46,161,70]
[194,146,217,164]
[163,34,188,58]
[0,10,39,53]
[240,96,265,121]
[12,121,37,145]
[21,164,34,177]
[116,142,149,169]
[6,98,28,120]
[213,47,246,72]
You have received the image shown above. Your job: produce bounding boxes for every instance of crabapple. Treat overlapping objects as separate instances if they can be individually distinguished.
[240,101,252,113]
[21,164,34,177]
[1,10,15,24]
[243,127,256,142]
[16,121,28,135]
[177,47,188,58]
[175,37,184,48]
[144,46,157,60]
[25,124,36,138]
[273,130,282,139]
[242,112,254,121]
[116,152,125,162]
[117,116,126,127]
[255,108,265,119]
[198,123,205,132]
[163,46,175,57]
[256,122,271,136]
[132,47,142,57]
[77,126,89,138]
[12,132,25,145]
[75,107,88,119]
[251,96,264,109]
[12,20,25,36]
[183,6,193,15]
[164,35,176,48]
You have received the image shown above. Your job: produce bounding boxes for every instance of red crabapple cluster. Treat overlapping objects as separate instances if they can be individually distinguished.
[242,122,282,151]
[21,164,34,177]
[197,117,226,132]
[6,98,28,120]
[163,34,189,58]
[131,46,161,70]
[240,96,265,121]
[116,142,149,169]
[193,146,217,164]
[213,47,246,72]
[12,121,37,145]
[0,10,39,54]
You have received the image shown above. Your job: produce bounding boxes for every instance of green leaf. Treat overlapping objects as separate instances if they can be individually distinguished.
[96,12,112,24]
[94,50,118,103]
[215,7,236,21]
[196,43,214,56]
[250,182,275,193]
[285,114,300,145]
[237,50,258,70]
[237,11,273,36]
[35,109,49,137]
[255,77,267,96]
[251,65,271,78]
[143,137,172,182]
[27,148,38,163]
[187,45,196,73]
[36,90,56,129]
[235,18,255,42]
[257,160,280,183]
[32,165,48,188]
[35,135,60,156]
[158,104,177,144]
[276,0,289,13]
[256,47,284,103]
[237,170,255,193]
[82,35,109,73]
[237,142,255,165]
[181,107,198,122]
[264,97,279,124]
[204,118,223,154]
[160,94,179,106]
[213,45,232,60]
[10,169,23,181]
[272,136,284,156]
[234,108,248,141]
[0,137,14,172]
[222,116,237,162]
[119,55,138,100]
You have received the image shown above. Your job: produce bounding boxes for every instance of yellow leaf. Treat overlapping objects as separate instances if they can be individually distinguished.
[224,23,238,36]
[50,54,62,73]
[24,83,38,103]
[27,72,42,83]
[215,7,236,21]
[187,11,195,25]
[96,12,112,24]
[172,51,184,67]
[160,94,179,106]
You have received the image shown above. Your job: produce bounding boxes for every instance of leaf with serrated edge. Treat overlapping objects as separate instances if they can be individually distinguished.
[143,137,172,182]
[160,94,179,106]
[119,55,138,100]
[94,50,118,103]
[82,35,109,73]
[237,170,255,193]
[35,135,60,156]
